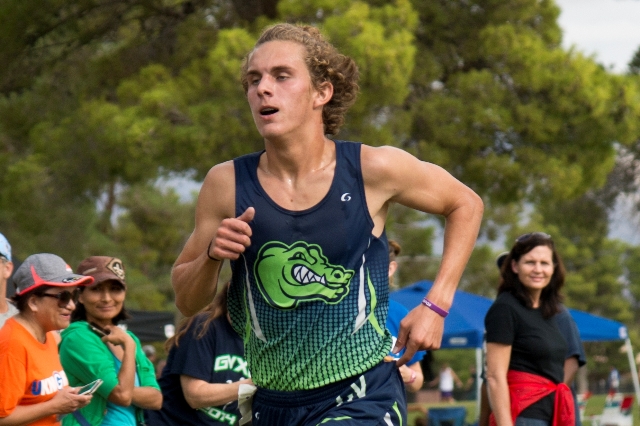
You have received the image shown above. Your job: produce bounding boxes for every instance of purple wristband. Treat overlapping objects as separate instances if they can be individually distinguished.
[421,297,449,318]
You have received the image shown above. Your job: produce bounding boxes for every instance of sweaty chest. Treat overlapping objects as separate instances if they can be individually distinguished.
[257,168,335,211]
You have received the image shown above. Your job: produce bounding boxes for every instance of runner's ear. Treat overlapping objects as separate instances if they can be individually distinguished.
[313,81,333,108]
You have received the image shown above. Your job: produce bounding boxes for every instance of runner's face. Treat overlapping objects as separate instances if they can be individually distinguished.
[511,245,554,297]
[245,41,324,140]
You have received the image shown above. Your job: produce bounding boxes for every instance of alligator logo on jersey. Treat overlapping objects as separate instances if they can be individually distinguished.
[254,241,354,309]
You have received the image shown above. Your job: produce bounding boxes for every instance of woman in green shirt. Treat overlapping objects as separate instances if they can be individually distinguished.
[59,256,162,425]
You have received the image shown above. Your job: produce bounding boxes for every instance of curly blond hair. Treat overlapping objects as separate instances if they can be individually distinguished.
[241,23,359,136]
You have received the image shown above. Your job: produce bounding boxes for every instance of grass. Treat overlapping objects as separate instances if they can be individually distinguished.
[583,394,639,425]
[405,394,639,426]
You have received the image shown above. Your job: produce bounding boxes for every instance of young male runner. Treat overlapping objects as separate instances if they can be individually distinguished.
[172,23,484,425]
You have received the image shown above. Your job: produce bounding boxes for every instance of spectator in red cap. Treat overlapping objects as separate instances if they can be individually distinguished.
[0,253,94,425]
[58,256,162,426]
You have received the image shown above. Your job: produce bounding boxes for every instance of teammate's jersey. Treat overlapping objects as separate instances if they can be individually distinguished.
[228,140,393,391]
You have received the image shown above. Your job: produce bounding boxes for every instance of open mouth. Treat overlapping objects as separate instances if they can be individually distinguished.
[260,107,279,116]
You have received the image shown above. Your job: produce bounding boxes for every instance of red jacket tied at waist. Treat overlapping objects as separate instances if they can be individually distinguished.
[489,370,575,426]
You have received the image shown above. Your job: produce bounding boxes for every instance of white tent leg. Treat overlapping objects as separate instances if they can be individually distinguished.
[476,347,482,421]
[624,338,640,408]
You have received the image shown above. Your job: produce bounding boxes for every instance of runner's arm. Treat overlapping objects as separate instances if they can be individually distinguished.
[172,162,237,316]
[362,145,483,364]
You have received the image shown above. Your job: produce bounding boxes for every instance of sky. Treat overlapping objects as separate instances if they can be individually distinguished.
[555,0,640,73]
[541,0,640,243]
[554,0,640,242]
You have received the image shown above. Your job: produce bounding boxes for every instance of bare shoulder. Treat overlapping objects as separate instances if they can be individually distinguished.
[360,144,428,198]
[360,144,411,175]
[203,160,235,187]
[360,144,482,215]
[360,145,415,187]
[197,160,236,220]
[174,161,236,266]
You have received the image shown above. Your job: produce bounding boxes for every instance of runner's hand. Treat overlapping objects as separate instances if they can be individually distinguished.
[209,207,255,260]
[393,304,444,367]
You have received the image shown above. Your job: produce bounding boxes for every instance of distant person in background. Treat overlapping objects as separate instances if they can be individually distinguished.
[464,365,478,401]
[143,345,157,365]
[155,358,167,380]
[0,232,17,328]
[429,362,462,403]
[142,344,164,380]
[59,256,162,426]
[421,351,436,383]
[386,240,425,393]
[147,285,252,426]
[0,253,94,425]
[485,233,575,426]
[608,367,620,394]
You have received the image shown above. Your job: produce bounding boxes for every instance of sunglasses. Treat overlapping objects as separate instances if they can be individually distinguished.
[40,288,81,307]
[515,232,552,243]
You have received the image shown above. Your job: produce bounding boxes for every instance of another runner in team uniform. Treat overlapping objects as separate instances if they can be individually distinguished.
[172,23,484,425]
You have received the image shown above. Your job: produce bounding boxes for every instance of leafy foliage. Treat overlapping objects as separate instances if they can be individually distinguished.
[1,2,640,382]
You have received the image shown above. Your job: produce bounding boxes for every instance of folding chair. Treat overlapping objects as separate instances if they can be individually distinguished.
[619,395,634,416]
[427,406,467,426]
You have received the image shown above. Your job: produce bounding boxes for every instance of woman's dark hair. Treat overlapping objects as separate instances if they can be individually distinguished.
[12,285,57,312]
[165,284,229,352]
[498,233,565,318]
[71,281,130,325]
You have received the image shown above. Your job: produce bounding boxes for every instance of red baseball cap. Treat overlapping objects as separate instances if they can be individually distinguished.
[13,253,95,295]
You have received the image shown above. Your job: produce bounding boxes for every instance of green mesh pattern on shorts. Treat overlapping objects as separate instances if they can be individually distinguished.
[228,250,392,391]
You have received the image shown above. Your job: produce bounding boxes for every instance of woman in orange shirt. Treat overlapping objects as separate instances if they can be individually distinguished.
[0,254,93,426]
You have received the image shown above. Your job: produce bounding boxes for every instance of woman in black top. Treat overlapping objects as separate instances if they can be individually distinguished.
[485,232,573,426]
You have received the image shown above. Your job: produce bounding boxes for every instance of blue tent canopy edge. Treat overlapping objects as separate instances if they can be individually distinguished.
[389,280,492,349]
[389,280,628,348]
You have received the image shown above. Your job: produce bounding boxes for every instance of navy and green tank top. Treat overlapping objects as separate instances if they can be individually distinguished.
[227,140,393,391]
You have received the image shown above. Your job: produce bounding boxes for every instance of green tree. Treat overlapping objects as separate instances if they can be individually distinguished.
[112,183,196,310]
[2,0,640,341]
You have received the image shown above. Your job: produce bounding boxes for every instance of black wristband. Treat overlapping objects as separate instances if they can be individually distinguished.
[207,240,222,262]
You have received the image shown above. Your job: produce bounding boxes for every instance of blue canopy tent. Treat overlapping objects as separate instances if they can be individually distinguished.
[390,280,491,417]
[390,280,640,414]
[566,308,640,406]
[389,280,493,349]
[566,308,629,342]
